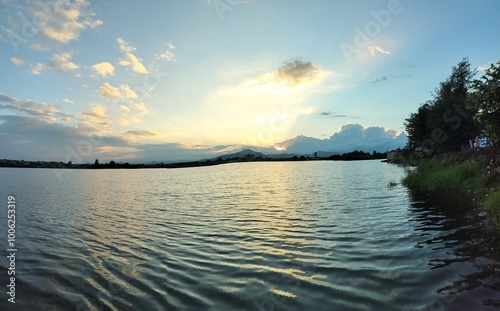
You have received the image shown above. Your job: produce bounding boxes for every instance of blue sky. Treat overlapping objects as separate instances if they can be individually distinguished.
[1,0,499,162]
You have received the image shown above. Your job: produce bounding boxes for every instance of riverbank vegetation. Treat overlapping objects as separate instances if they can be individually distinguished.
[404,58,500,153]
[402,57,500,227]
[401,149,500,226]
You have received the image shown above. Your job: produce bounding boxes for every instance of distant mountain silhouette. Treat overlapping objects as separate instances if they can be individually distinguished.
[208,148,303,161]
[211,149,265,161]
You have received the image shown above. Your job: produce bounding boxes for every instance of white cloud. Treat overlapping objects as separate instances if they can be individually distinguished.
[157,50,175,61]
[98,83,137,100]
[31,63,45,75]
[274,123,406,154]
[92,62,115,76]
[32,0,103,44]
[48,52,79,72]
[81,104,107,121]
[63,98,75,104]
[166,42,176,50]
[121,85,138,99]
[118,117,141,126]
[30,52,79,74]
[156,42,176,61]
[117,37,149,74]
[476,62,495,71]
[130,102,147,115]
[98,82,121,98]
[10,55,24,66]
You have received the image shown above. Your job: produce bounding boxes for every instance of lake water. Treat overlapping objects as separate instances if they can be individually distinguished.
[1,160,500,311]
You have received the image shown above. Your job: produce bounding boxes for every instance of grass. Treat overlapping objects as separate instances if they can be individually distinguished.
[484,190,500,225]
[401,153,500,228]
[402,158,486,194]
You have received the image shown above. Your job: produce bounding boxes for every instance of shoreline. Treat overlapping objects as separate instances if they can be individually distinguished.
[0,151,389,170]
[396,147,500,228]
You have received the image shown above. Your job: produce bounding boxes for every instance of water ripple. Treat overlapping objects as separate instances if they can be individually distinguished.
[1,162,500,310]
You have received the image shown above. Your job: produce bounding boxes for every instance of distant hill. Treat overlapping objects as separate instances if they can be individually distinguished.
[209,149,265,161]
[208,148,302,161]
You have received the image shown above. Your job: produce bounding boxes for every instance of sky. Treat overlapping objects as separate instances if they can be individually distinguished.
[1,0,500,162]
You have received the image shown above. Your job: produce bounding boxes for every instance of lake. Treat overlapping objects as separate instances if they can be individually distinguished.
[1,160,499,310]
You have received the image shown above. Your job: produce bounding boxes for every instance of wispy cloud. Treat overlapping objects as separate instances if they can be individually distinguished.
[79,104,113,134]
[166,42,176,50]
[371,76,388,83]
[368,45,391,56]
[10,55,24,66]
[123,129,160,137]
[0,93,73,122]
[371,74,411,84]
[31,52,79,75]
[98,83,138,100]
[156,42,176,61]
[117,37,149,74]
[320,111,359,119]
[476,62,494,71]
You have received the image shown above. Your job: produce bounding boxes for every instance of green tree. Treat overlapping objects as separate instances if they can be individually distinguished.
[404,102,432,151]
[428,58,477,152]
[469,61,500,142]
[404,58,478,153]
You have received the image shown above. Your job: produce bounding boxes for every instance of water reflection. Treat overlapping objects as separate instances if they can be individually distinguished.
[2,163,500,311]
[408,190,500,310]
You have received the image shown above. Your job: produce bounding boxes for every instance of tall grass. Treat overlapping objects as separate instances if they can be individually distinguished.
[484,190,500,226]
[402,158,486,193]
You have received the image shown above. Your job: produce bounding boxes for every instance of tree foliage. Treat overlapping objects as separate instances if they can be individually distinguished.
[405,58,478,153]
[469,61,500,141]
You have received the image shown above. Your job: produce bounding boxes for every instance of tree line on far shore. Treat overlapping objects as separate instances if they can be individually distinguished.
[404,58,500,154]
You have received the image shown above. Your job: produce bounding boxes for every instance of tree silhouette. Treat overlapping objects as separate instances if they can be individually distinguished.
[469,61,500,142]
